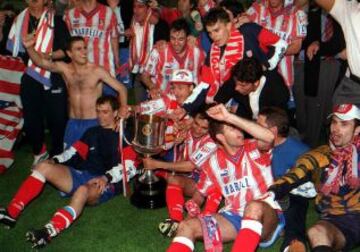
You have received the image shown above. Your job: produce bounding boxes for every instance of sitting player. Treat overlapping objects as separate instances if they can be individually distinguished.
[0,96,137,248]
[167,104,284,252]
[143,107,220,237]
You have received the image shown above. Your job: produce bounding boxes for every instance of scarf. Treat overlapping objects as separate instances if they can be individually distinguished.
[7,8,54,87]
[320,137,360,195]
[129,11,153,74]
[209,27,244,87]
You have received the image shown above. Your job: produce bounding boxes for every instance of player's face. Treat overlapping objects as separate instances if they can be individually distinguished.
[69,40,88,65]
[221,124,244,148]
[171,83,193,104]
[177,0,192,14]
[170,30,187,55]
[330,116,357,148]
[234,80,258,95]
[26,0,47,8]
[256,115,274,151]
[191,115,209,138]
[269,0,284,9]
[96,102,117,129]
[133,2,148,23]
[206,21,232,47]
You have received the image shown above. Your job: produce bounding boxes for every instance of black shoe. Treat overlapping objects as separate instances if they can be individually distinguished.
[26,223,57,249]
[0,207,16,229]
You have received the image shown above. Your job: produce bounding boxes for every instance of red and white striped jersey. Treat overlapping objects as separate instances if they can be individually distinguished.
[143,44,205,93]
[197,140,279,216]
[64,4,118,76]
[247,2,307,88]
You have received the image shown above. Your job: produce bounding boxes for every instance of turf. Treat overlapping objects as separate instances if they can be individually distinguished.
[0,142,325,252]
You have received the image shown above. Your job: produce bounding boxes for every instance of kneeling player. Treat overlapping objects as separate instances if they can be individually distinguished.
[143,108,220,237]
[167,104,284,252]
[0,96,137,248]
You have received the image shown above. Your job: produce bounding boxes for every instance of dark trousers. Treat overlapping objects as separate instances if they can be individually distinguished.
[20,74,68,156]
[281,194,309,251]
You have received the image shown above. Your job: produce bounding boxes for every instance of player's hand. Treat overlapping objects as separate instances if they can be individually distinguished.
[22,33,36,49]
[124,28,134,39]
[234,14,250,28]
[306,41,320,61]
[206,104,230,122]
[88,176,108,194]
[142,157,158,170]
[338,48,347,60]
[148,0,159,9]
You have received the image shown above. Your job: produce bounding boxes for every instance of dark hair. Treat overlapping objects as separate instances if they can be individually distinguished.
[203,7,230,27]
[170,18,190,36]
[208,118,226,143]
[231,57,263,83]
[220,0,245,17]
[66,36,85,51]
[194,103,214,121]
[96,95,120,111]
[259,107,289,137]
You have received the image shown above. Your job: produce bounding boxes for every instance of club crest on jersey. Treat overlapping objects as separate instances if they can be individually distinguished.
[248,150,260,160]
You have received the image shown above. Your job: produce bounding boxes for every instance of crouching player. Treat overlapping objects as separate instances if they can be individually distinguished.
[0,96,137,248]
[167,104,284,252]
[143,106,220,237]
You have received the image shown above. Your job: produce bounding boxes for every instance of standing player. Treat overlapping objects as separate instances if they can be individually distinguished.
[167,104,284,252]
[23,35,128,148]
[141,18,205,98]
[63,0,120,95]
[246,0,307,96]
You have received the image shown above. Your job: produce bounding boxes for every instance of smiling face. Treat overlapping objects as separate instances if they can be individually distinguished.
[330,116,357,148]
[191,114,209,138]
[171,83,193,104]
[206,21,232,47]
[170,29,187,55]
[67,40,88,65]
[133,1,148,24]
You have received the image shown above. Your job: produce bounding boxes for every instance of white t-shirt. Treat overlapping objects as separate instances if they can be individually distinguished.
[331,0,360,76]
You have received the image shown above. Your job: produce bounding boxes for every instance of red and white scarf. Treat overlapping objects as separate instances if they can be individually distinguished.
[321,137,360,195]
[7,8,54,87]
[129,11,153,74]
[210,27,244,86]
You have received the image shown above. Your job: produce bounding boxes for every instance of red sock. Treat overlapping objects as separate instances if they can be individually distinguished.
[166,184,184,222]
[202,191,222,215]
[231,219,263,252]
[167,237,194,252]
[7,171,45,218]
[50,206,76,234]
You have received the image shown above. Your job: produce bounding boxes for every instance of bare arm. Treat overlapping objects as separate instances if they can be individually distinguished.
[98,67,128,116]
[315,0,335,12]
[285,38,303,56]
[140,72,156,90]
[111,36,120,68]
[22,34,65,73]
[207,104,274,144]
[143,157,196,172]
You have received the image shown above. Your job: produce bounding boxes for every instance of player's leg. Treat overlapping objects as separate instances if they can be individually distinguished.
[231,200,279,252]
[0,161,72,228]
[308,220,346,251]
[167,213,238,252]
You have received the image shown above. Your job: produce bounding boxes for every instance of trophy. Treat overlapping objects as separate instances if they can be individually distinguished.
[129,113,167,209]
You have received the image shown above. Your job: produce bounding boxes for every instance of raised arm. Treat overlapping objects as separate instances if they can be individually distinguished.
[143,157,196,172]
[207,104,275,144]
[22,33,65,73]
[98,67,128,117]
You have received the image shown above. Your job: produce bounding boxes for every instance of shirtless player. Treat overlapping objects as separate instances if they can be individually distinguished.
[22,35,128,147]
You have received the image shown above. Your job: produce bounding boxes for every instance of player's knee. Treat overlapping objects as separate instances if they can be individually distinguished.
[75,185,90,199]
[177,218,201,239]
[243,201,266,220]
[307,223,328,242]
[33,160,54,177]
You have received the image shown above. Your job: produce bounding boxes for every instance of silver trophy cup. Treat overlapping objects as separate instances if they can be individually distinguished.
[130,113,167,209]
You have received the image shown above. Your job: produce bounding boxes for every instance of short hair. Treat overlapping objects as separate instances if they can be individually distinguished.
[170,18,190,36]
[203,7,230,27]
[220,0,245,17]
[231,57,263,83]
[66,36,85,51]
[96,95,119,111]
[208,118,225,143]
[259,107,289,137]
[194,104,213,121]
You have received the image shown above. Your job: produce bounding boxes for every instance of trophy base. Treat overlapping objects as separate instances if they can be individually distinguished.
[130,174,166,209]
